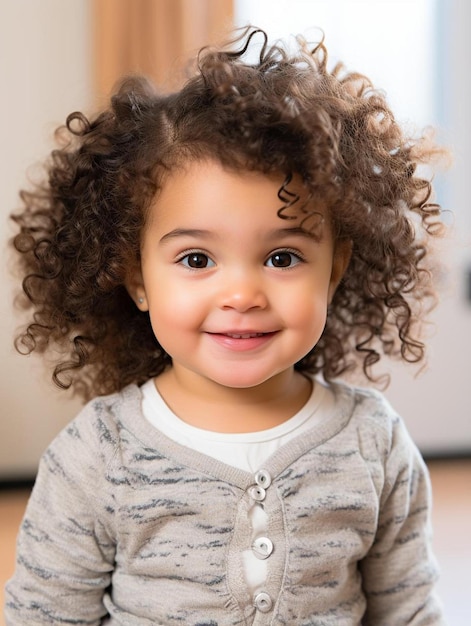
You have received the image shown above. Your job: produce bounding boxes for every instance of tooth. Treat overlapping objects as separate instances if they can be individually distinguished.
[224,333,265,339]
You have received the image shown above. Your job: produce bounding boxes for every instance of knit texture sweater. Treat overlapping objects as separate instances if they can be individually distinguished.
[4,382,446,625]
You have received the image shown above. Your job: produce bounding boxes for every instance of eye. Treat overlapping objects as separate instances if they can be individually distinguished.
[179,252,215,269]
[265,250,304,268]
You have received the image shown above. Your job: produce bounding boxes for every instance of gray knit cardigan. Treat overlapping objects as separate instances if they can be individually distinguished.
[5,382,446,625]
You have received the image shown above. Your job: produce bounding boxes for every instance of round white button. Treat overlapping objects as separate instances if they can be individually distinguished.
[255,469,272,489]
[253,536,274,559]
[248,485,266,501]
[254,591,273,613]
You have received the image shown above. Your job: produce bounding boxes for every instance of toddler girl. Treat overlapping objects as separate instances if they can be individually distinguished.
[5,27,446,625]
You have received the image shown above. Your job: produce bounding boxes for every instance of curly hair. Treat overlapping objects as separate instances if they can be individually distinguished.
[11,27,444,400]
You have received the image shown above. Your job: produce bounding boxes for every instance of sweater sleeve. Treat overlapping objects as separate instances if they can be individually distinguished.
[360,415,446,625]
[4,409,117,626]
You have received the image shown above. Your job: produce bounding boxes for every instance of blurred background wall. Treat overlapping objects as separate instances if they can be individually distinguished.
[1,0,93,479]
[1,0,469,481]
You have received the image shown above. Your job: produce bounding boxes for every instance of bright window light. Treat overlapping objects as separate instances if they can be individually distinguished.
[234,0,439,130]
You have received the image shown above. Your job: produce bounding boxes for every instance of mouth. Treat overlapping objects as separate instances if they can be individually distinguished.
[206,330,278,352]
[222,332,267,339]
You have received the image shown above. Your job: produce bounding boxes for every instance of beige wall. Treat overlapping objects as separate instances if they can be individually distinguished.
[0,0,92,477]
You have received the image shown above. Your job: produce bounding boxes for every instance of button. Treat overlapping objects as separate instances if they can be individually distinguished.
[252,536,273,559]
[254,591,273,613]
[255,469,272,489]
[248,485,266,502]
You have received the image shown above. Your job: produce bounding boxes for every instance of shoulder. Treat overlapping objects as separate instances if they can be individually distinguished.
[75,383,143,438]
[331,380,396,418]
[330,380,399,428]
[60,383,141,438]
[43,384,144,479]
[329,380,417,462]
[325,381,429,508]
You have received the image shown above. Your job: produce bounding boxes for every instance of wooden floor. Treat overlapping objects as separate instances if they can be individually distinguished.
[1,459,470,625]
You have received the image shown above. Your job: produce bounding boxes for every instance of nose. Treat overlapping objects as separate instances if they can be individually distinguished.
[218,269,268,312]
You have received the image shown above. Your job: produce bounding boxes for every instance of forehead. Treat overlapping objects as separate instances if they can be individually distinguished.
[148,159,329,234]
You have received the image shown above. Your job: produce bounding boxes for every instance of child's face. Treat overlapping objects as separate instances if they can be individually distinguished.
[129,159,349,391]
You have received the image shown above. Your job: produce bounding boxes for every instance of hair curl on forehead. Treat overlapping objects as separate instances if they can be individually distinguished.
[10,26,445,400]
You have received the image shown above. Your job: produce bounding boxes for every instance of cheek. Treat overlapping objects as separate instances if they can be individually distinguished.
[146,285,203,339]
[291,299,328,333]
[281,278,331,326]
[147,305,186,358]
[144,268,193,315]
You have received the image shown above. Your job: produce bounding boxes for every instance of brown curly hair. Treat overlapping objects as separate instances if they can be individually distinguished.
[11,27,444,400]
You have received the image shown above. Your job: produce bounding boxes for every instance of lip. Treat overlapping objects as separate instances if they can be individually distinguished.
[206,330,278,352]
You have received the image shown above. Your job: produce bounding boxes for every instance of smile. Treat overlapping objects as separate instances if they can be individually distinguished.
[206,331,278,352]
[223,332,266,339]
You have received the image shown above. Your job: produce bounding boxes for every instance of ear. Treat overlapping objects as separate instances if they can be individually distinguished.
[328,239,352,303]
[125,264,149,312]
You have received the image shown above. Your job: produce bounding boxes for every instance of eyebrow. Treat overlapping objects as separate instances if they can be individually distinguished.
[159,226,322,245]
[159,229,214,244]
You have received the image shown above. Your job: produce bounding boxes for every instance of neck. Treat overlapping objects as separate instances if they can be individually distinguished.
[154,367,312,433]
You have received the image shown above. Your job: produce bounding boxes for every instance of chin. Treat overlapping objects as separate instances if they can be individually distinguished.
[207,370,285,390]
